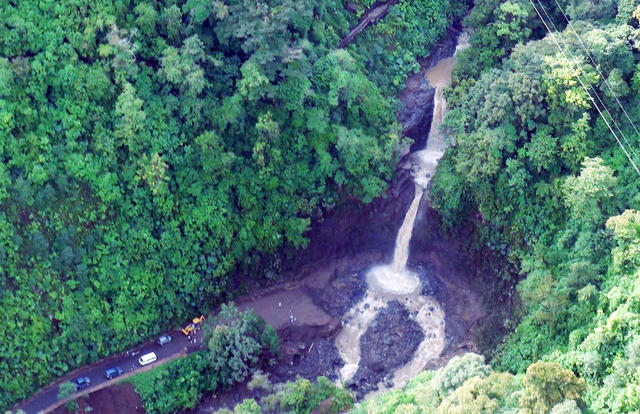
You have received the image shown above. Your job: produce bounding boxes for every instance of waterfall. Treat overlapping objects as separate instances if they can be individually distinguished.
[392,186,424,272]
[334,29,471,395]
[385,86,445,275]
[413,86,446,190]
[428,86,447,148]
[366,32,472,293]
[394,32,470,271]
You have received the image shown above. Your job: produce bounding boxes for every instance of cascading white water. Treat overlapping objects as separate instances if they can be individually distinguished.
[392,187,424,273]
[413,31,469,189]
[335,30,471,394]
[413,86,446,190]
[363,183,424,298]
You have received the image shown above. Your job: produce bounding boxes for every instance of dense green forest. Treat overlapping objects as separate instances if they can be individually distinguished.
[359,0,640,412]
[0,0,467,410]
[7,0,640,412]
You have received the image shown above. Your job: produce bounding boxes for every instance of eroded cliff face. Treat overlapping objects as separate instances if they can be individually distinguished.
[399,29,458,152]
[399,81,436,151]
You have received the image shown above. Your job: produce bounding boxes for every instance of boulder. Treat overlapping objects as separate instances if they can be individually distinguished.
[398,78,435,152]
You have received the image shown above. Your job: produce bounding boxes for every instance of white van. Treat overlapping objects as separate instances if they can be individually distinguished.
[138,352,157,366]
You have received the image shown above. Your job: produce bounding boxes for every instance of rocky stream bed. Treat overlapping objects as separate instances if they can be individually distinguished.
[193,163,491,412]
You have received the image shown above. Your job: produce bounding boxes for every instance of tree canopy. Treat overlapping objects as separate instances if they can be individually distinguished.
[0,0,465,409]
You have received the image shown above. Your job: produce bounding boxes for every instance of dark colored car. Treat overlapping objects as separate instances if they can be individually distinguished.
[75,376,91,390]
[157,334,172,346]
[105,367,123,379]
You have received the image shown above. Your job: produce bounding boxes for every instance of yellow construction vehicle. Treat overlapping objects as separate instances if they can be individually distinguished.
[181,315,205,336]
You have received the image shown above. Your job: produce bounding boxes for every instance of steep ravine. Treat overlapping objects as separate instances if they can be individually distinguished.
[54,21,501,414]
[192,28,493,413]
[332,29,471,400]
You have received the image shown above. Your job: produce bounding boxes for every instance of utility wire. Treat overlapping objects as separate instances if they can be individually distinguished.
[543,0,640,165]
[527,0,640,176]
[536,1,640,167]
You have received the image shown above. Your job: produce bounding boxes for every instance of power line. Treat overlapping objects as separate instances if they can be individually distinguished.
[541,0,640,165]
[536,1,640,169]
[527,0,640,176]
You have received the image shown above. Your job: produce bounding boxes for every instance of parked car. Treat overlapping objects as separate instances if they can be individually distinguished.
[138,352,157,366]
[157,334,172,346]
[105,367,123,379]
[75,376,91,390]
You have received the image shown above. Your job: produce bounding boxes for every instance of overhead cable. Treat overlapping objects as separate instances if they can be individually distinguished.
[543,0,640,165]
[528,0,640,176]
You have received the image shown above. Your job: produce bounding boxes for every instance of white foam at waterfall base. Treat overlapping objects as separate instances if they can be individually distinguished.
[334,289,445,387]
[366,265,420,296]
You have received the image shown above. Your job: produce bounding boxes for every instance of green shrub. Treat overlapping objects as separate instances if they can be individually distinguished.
[519,362,586,414]
[205,304,279,388]
[131,353,213,414]
[247,370,272,392]
[276,376,354,414]
[550,399,582,414]
[233,399,262,414]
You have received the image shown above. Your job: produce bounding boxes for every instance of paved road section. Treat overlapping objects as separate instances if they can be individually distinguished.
[15,278,336,414]
[17,330,204,414]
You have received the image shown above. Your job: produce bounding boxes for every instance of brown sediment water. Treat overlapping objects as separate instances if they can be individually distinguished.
[335,30,471,394]
[392,186,425,274]
[414,30,470,189]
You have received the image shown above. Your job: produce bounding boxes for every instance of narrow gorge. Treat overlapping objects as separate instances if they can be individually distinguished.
[335,30,471,398]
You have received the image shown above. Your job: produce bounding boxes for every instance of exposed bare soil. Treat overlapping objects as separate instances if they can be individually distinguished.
[52,383,144,414]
